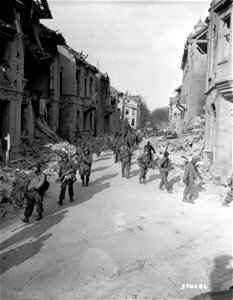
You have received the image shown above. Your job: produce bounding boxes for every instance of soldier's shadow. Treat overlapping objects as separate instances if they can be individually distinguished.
[189,255,233,300]
[0,210,68,274]
[147,173,161,183]
[129,169,140,178]
[168,175,181,189]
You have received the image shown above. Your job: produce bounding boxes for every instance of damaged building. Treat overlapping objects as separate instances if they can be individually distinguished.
[204,0,233,179]
[169,86,186,133]
[179,18,208,129]
[95,71,112,136]
[109,87,123,135]
[118,94,142,130]
[57,45,98,142]
[0,0,65,153]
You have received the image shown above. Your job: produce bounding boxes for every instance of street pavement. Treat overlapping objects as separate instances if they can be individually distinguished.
[0,151,232,300]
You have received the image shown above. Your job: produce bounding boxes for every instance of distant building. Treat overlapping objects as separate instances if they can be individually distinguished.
[95,72,111,135]
[180,18,208,129]
[110,87,123,135]
[118,94,142,130]
[204,0,233,179]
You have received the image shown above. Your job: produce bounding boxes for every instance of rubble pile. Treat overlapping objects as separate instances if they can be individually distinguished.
[137,119,227,204]
[0,123,77,222]
[0,133,80,222]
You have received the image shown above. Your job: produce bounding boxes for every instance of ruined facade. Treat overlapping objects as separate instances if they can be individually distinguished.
[180,19,208,129]
[95,72,112,135]
[204,0,233,178]
[0,0,134,157]
[110,87,122,135]
[0,0,65,152]
[58,45,98,142]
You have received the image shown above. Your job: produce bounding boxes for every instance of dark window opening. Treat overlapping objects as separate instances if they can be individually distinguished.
[60,72,63,96]
[89,77,93,97]
[197,42,207,54]
[84,79,87,97]
[0,100,10,138]
[76,69,81,96]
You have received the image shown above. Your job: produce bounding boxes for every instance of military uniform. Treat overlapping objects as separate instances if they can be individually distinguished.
[183,156,202,204]
[57,152,76,205]
[222,174,233,206]
[144,142,156,161]
[22,162,49,223]
[137,150,151,183]
[120,144,132,178]
[79,147,93,186]
[159,152,172,192]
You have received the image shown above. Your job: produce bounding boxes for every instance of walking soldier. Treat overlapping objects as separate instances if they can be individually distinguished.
[79,146,93,186]
[22,161,49,223]
[222,173,233,207]
[120,141,132,178]
[56,151,76,205]
[183,156,202,204]
[137,148,151,184]
[158,151,172,193]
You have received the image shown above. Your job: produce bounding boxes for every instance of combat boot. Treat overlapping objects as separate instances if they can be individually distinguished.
[22,217,29,223]
[36,214,43,221]
[70,197,74,202]
[57,199,63,205]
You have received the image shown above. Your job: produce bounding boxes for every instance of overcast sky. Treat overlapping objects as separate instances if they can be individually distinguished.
[42,0,210,111]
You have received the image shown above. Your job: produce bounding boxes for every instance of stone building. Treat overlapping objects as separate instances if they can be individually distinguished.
[58,45,98,142]
[180,19,208,129]
[204,0,233,178]
[110,87,123,135]
[0,0,65,151]
[95,72,112,135]
[118,94,142,130]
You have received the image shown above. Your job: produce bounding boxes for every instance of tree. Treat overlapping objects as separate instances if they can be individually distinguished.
[139,100,150,129]
[149,107,169,130]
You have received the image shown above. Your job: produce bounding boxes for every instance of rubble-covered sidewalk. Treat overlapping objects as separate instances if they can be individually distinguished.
[137,120,229,206]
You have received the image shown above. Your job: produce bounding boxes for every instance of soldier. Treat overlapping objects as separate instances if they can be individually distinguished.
[158,151,173,193]
[95,136,101,158]
[144,141,156,161]
[137,148,151,184]
[79,146,93,186]
[222,173,233,207]
[120,141,132,178]
[114,137,122,163]
[56,151,76,205]
[22,161,49,223]
[183,156,202,204]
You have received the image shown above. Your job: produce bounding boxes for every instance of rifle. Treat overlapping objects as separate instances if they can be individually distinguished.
[56,168,75,184]
[164,142,169,154]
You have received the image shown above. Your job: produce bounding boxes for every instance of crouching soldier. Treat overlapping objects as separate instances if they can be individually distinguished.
[22,161,49,223]
[183,156,202,204]
[137,148,151,184]
[79,146,93,186]
[158,151,172,193]
[56,151,76,205]
[120,141,132,178]
[222,173,233,207]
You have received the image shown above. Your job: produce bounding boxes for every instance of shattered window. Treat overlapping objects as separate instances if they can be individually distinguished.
[222,15,230,58]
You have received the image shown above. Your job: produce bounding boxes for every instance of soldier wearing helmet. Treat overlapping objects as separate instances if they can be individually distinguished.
[158,151,173,193]
[57,151,76,205]
[183,156,202,204]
